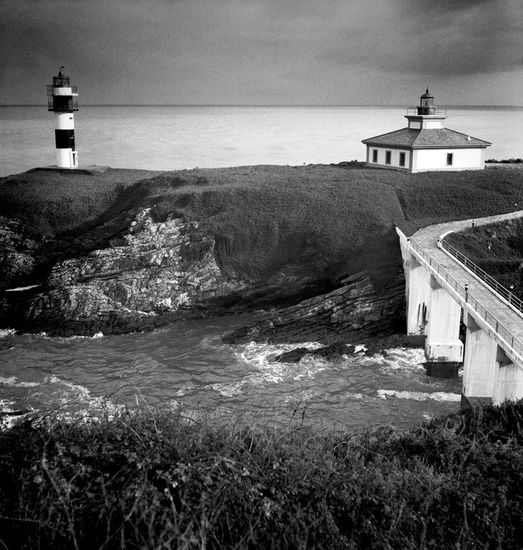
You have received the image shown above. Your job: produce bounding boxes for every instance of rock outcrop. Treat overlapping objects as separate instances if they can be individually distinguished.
[223,270,405,344]
[2,209,252,335]
[0,206,406,338]
[271,342,357,363]
[0,218,37,290]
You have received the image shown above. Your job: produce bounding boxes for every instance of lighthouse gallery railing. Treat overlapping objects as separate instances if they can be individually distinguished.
[409,237,523,362]
[406,107,447,117]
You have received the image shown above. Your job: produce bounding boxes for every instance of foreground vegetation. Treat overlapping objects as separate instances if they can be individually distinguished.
[1,402,523,549]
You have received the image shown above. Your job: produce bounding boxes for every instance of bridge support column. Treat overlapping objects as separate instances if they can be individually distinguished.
[406,255,431,335]
[425,275,463,363]
[492,347,523,404]
[462,315,496,405]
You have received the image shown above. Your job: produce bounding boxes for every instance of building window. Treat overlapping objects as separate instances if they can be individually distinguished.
[385,151,391,165]
[399,152,406,167]
[447,153,453,166]
[372,149,378,163]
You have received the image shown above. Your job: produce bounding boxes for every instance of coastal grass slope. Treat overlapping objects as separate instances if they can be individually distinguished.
[445,217,523,299]
[1,164,522,282]
[1,402,522,549]
[1,164,522,336]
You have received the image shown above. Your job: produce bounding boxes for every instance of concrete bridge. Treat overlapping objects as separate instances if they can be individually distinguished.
[397,210,523,405]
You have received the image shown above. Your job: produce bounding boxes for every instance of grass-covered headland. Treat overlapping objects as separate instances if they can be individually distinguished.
[2,164,523,337]
[1,403,523,549]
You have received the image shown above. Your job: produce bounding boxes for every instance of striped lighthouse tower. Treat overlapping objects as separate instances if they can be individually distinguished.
[47,67,79,168]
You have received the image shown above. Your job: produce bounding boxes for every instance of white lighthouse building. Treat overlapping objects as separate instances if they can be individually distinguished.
[47,67,79,169]
[362,89,491,173]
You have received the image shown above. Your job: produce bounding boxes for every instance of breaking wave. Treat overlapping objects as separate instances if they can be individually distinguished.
[377,390,461,402]
[0,376,39,388]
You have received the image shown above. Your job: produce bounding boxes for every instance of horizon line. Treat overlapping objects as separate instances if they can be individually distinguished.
[1,103,523,109]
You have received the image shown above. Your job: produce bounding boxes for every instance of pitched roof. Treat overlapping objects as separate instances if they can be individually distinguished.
[362,127,491,149]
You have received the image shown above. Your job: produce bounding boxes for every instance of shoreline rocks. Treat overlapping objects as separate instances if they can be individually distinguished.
[0,209,406,339]
[222,271,406,345]
[270,334,425,364]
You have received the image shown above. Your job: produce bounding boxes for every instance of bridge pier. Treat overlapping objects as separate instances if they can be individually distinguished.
[492,347,523,404]
[462,316,523,405]
[406,255,431,335]
[462,315,497,405]
[425,275,463,363]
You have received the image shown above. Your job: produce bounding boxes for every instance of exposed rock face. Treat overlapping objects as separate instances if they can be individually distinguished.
[0,209,404,343]
[272,342,357,363]
[0,206,406,339]
[0,166,408,338]
[270,335,425,364]
[0,218,36,289]
[7,209,251,335]
[0,198,408,337]
[223,271,405,345]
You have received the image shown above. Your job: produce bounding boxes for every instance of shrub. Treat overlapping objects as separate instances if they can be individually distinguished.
[1,402,523,549]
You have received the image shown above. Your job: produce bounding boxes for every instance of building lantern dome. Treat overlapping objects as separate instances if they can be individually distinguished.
[419,88,434,115]
[403,89,446,128]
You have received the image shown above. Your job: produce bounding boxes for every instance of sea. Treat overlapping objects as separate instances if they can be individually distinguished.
[1,105,522,431]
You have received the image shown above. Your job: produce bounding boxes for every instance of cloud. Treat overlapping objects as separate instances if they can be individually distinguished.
[400,0,493,13]
[400,0,493,14]
[0,0,521,105]
[321,0,522,76]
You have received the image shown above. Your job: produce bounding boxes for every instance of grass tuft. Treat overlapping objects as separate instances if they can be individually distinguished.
[1,402,523,549]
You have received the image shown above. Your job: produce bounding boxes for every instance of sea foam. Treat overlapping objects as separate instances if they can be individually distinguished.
[377,390,461,402]
[0,376,40,388]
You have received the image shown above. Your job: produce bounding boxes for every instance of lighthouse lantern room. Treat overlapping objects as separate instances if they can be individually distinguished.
[47,67,79,169]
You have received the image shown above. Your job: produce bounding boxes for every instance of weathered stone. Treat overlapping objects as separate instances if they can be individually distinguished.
[272,342,357,363]
[5,210,252,335]
[0,208,406,339]
[223,271,406,345]
[0,218,36,290]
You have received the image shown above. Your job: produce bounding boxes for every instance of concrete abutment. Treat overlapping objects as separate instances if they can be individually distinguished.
[462,314,496,403]
[425,275,463,363]
[492,347,523,404]
[406,255,431,335]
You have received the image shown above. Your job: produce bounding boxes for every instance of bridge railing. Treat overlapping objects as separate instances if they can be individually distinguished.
[409,238,523,361]
[439,239,523,316]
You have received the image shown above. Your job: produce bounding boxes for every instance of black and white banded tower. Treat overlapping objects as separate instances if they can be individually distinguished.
[47,67,79,168]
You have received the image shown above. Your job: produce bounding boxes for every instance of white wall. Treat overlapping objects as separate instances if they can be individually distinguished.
[55,113,75,130]
[55,148,78,168]
[424,119,444,129]
[367,146,410,170]
[413,148,485,172]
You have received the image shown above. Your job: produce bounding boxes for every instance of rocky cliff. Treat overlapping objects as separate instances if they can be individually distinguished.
[0,206,404,338]
[2,209,244,335]
[1,164,522,341]
[223,270,406,344]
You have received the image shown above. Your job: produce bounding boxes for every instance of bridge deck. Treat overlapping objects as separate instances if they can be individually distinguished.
[409,210,523,365]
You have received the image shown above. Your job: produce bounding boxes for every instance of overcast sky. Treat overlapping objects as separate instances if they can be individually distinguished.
[1,0,521,106]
